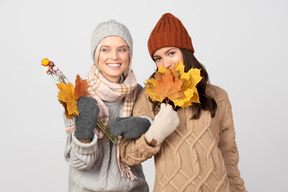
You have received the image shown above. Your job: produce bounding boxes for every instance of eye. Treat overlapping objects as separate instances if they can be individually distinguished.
[101,48,109,52]
[168,51,175,56]
[154,57,161,62]
[119,48,127,52]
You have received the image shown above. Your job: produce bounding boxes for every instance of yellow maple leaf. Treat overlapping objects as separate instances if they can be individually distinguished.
[57,82,79,118]
[58,100,74,119]
[172,62,202,107]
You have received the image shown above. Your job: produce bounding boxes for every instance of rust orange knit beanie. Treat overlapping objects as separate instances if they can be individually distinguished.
[148,13,194,59]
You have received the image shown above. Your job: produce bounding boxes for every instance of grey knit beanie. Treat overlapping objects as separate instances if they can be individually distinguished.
[91,19,133,60]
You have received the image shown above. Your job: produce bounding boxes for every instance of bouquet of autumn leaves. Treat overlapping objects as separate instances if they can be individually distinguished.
[41,58,115,143]
[145,61,202,108]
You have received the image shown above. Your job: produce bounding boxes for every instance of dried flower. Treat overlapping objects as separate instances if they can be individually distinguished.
[41,58,115,144]
[43,66,50,73]
[52,66,59,72]
[41,58,50,66]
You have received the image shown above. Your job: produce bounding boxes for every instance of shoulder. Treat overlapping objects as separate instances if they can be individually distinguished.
[206,84,230,103]
[135,87,150,104]
[133,87,155,118]
[207,85,234,124]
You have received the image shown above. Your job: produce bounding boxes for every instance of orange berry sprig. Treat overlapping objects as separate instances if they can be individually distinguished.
[41,58,69,84]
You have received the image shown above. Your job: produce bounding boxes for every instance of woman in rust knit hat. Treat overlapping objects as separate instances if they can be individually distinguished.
[112,13,247,192]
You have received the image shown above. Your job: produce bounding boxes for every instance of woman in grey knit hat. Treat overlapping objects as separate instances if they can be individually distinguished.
[64,19,149,192]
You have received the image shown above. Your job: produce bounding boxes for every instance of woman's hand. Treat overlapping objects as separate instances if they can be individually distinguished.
[110,117,151,138]
[145,103,179,146]
[74,96,99,141]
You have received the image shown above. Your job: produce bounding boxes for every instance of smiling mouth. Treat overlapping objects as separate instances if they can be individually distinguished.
[107,63,121,67]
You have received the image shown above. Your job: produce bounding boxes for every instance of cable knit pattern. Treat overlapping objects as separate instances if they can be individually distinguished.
[64,85,149,192]
[64,130,149,192]
[120,85,247,192]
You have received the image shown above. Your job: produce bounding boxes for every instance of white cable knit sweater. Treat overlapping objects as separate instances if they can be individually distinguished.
[64,96,149,192]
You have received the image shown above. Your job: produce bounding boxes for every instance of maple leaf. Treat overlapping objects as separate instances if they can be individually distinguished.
[74,75,88,100]
[145,66,184,103]
[58,100,74,119]
[145,61,203,108]
[56,82,79,118]
[172,62,202,107]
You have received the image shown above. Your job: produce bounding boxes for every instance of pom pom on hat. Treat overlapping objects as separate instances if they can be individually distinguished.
[91,19,133,60]
[148,13,194,59]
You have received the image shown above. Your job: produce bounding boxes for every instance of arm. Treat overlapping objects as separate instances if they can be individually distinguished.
[218,96,247,192]
[120,135,161,166]
[64,132,99,170]
[64,96,100,170]
[120,89,159,165]
[120,89,179,166]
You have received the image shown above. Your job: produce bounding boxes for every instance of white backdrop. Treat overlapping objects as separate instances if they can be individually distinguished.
[1,0,287,191]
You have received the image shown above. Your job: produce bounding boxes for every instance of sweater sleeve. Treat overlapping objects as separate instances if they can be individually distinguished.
[120,135,161,166]
[120,89,161,166]
[64,131,99,170]
[218,94,247,192]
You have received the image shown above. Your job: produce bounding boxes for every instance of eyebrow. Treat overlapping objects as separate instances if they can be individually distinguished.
[100,45,128,48]
[153,48,177,59]
[165,48,176,54]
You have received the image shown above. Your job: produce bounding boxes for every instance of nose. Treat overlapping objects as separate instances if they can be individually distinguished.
[163,58,173,68]
[111,50,118,60]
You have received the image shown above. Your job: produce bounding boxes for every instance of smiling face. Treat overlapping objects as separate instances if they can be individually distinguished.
[96,36,130,83]
[153,47,184,69]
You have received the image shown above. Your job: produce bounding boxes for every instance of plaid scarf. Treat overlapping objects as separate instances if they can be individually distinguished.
[87,65,137,124]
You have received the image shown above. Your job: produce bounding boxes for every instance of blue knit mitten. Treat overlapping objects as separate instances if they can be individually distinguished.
[110,117,150,138]
[74,96,99,140]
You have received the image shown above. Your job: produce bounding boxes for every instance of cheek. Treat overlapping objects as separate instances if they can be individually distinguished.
[98,54,109,66]
[98,54,108,61]
[172,54,183,66]
[121,53,130,64]
[173,56,182,63]
[168,57,180,68]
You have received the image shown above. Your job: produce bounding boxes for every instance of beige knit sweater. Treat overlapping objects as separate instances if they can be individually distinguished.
[120,85,247,192]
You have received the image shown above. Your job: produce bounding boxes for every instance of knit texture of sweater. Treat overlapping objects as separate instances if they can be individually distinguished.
[120,85,247,192]
[64,84,149,192]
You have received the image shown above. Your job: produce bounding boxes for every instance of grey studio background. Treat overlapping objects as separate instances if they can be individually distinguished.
[1,0,287,191]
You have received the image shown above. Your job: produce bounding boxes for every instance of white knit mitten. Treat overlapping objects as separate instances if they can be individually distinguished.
[145,103,179,146]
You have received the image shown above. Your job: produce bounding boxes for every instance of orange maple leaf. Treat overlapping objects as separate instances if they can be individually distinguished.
[74,75,88,100]
[145,68,184,103]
